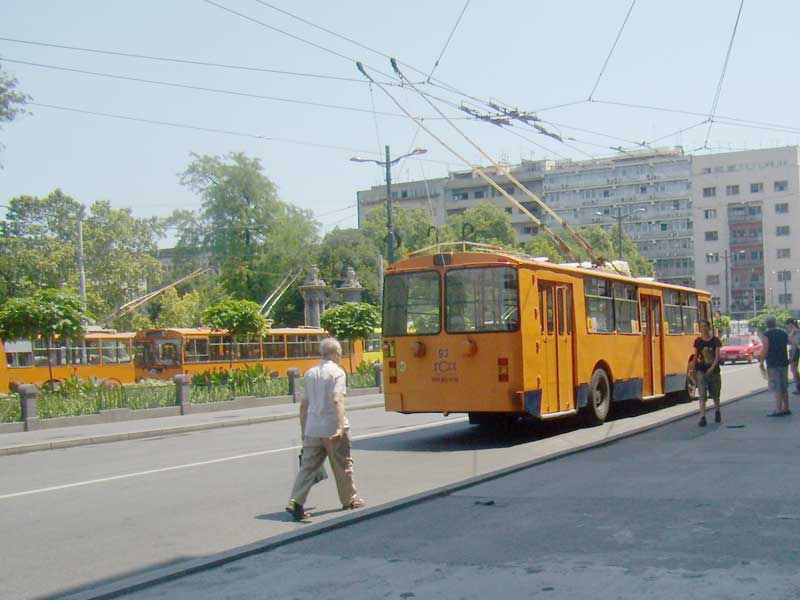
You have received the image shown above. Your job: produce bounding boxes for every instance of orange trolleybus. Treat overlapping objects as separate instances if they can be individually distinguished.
[133,327,365,380]
[381,245,710,426]
[0,332,136,392]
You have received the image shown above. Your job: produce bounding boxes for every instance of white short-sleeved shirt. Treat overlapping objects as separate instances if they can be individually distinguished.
[303,359,349,438]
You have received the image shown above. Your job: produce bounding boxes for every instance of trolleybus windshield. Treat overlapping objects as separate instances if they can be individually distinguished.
[383,271,440,336]
[446,266,519,333]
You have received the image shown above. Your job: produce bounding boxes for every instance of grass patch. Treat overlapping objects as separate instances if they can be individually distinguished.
[0,394,22,423]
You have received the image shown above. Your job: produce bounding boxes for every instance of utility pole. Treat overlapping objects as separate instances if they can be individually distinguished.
[77,206,87,309]
[385,145,395,264]
[350,146,427,264]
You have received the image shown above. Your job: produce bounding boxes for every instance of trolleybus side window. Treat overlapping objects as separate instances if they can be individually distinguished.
[545,285,554,334]
[613,282,639,334]
[683,294,699,333]
[585,277,614,333]
[185,339,209,363]
[556,287,565,335]
[263,335,285,359]
[383,271,441,336]
[446,267,519,333]
[664,290,683,334]
[566,287,573,334]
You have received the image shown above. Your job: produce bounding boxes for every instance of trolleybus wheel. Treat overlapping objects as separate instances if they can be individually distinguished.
[677,363,698,403]
[584,369,611,425]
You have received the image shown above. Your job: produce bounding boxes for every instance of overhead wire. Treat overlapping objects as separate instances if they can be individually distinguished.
[426,0,471,82]
[24,101,452,165]
[587,0,637,101]
[703,0,745,148]
[3,57,416,118]
[355,61,578,261]
[387,60,600,263]
[0,36,371,83]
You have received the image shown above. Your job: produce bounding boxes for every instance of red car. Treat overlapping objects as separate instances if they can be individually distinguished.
[720,335,763,364]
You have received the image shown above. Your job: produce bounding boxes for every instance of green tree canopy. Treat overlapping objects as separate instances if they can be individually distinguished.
[749,305,793,333]
[445,203,517,248]
[316,228,380,304]
[0,64,29,165]
[203,299,268,335]
[0,289,89,382]
[0,190,165,323]
[178,152,319,304]
[361,206,438,259]
[320,302,380,371]
[152,288,204,328]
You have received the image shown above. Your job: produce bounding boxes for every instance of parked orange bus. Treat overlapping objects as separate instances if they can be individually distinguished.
[0,332,136,392]
[133,327,365,380]
[382,247,710,426]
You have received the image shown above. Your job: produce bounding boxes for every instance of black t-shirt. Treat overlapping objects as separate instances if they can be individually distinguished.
[764,329,789,368]
[694,336,721,372]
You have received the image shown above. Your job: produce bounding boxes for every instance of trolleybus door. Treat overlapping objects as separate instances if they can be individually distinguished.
[539,281,576,413]
[640,295,664,396]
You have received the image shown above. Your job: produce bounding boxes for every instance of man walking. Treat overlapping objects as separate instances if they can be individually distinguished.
[285,337,365,521]
[692,319,722,427]
[760,315,791,417]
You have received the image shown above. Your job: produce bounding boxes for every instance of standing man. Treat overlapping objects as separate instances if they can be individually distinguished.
[760,315,791,416]
[285,337,365,521]
[786,318,800,395]
[692,319,722,427]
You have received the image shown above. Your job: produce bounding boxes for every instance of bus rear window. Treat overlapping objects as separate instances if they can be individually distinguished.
[446,267,519,333]
[383,271,441,336]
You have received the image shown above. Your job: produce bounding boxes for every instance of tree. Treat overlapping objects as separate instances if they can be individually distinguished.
[152,288,203,328]
[0,65,30,165]
[445,203,517,249]
[0,191,165,323]
[320,302,380,372]
[361,207,437,259]
[316,228,380,305]
[522,225,654,277]
[0,289,88,384]
[202,299,268,371]
[179,152,318,304]
[749,305,793,334]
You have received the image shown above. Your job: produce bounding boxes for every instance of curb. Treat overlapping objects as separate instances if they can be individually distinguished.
[56,386,767,600]
[0,401,386,457]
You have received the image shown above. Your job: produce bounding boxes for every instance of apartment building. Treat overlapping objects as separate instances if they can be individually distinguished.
[692,146,800,319]
[356,147,693,285]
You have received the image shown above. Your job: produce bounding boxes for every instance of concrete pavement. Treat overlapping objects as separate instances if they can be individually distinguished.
[0,394,385,456]
[112,385,800,600]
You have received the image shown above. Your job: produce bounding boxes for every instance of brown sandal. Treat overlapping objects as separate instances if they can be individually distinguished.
[342,498,366,510]
[285,501,311,521]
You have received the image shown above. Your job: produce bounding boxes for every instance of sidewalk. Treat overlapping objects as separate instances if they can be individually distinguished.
[0,394,384,457]
[102,386,798,600]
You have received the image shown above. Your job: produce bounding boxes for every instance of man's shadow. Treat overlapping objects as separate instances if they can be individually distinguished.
[255,506,342,522]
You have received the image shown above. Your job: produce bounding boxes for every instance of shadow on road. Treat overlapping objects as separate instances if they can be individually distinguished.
[355,395,689,454]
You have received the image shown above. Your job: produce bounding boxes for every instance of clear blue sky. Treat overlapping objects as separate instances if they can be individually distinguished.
[2,1,798,242]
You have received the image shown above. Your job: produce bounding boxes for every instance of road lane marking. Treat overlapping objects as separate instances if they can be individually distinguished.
[0,417,467,501]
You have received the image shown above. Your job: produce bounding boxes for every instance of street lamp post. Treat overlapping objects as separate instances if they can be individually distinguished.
[595,206,646,260]
[351,145,427,264]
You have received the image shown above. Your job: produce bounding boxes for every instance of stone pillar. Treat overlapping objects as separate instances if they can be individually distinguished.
[18,384,39,431]
[338,266,365,303]
[299,266,328,327]
[287,368,301,403]
[173,374,192,415]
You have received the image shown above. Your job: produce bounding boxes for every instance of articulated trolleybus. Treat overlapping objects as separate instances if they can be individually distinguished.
[382,245,711,426]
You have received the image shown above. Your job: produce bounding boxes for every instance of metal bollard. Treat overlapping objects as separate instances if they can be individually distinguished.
[373,362,384,392]
[173,374,192,415]
[18,384,39,431]
[287,368,301,403]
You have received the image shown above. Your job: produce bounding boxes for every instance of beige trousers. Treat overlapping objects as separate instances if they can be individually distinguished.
[289,430,357,506]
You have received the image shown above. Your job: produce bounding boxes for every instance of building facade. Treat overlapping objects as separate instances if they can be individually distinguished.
[356,147,693,286]
[692,146,800,319]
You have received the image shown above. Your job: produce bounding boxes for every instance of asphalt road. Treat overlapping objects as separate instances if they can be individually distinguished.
[0,363,765,600]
